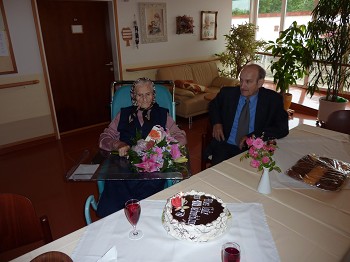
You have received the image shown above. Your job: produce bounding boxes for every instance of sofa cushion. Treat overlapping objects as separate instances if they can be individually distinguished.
[175,92,210,118]
[175,80,208,94]
[205,86,221,94]
[157,65,193,81]
[182,82,208,94]
[211,76,240,88]
[175,87,195,98]
[174,79,194,87]
[189,61,220,86]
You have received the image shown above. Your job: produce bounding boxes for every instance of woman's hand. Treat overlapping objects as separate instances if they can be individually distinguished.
[118,145,130,156]
[112,141,130,156]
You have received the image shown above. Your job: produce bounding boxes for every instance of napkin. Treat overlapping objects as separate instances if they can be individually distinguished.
[97,246,117,262]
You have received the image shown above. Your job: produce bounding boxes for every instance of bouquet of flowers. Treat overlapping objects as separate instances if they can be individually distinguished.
[240,135,281,172]
[128,125,188,173]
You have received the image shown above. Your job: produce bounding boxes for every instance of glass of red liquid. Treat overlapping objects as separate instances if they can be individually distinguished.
[221,242,240,262]
[124,199,143,240]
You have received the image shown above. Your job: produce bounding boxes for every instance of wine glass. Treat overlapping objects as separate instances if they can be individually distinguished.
[221,242,240,262]
[124,199,143,240]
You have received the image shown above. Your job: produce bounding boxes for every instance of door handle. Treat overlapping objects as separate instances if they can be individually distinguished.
[105,62,113,66]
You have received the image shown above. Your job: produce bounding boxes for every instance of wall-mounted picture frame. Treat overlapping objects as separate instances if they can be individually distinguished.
[200,11,217,40]
[139,2,167,44]
[176,15,194,34]
[0,0,17,74]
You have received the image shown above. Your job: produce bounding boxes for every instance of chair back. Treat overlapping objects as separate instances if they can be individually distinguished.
[30,251,73,262]
[0,193,53,253]
[323,110,350,134]
[110,80,176,120]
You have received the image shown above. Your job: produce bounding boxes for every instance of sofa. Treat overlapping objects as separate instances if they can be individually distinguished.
[156,61,239,125]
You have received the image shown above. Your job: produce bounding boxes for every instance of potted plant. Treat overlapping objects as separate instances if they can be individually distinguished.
[266,21,313,111]
[306,0,350,122]
[216,22,266,79]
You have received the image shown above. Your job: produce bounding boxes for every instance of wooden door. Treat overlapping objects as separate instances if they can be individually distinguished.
[37,0,115,132]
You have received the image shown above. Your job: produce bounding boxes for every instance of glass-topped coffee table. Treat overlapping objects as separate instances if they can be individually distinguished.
[66,149,191,181]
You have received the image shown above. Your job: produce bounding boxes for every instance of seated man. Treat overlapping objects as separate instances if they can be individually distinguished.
[206,63,289,166]
[97,78,187,217]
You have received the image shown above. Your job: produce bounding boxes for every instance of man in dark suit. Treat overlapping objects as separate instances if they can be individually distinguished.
[206,63,289,165]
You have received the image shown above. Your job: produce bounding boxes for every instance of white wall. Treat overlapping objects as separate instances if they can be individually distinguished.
[0,0,54,146]
[118,0,232,79]
[0,0,232,147]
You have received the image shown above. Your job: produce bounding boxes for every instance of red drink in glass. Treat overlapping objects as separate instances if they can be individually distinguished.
[124,199,143,240]
[222,242,240,262]
[125,203,140,226]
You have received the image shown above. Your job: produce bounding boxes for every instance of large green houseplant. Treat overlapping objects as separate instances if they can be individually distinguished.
[266,21,312,95]
[216,23,266,79]
[306,0,350,121]
[266,21,313,110]
[307,0,350,99]
[267,0,350,119]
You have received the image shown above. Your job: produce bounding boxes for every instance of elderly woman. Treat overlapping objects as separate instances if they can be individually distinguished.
[97,77,187,217]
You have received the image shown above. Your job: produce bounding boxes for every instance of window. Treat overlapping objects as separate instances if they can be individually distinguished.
[232,0,314,40]
[231,0,316,83]
[231,0,249,26]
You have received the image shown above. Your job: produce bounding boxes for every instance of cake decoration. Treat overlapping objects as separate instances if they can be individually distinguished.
[171,192,189,211]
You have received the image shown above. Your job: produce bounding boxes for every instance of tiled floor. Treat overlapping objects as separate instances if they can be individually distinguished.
[0,110,317,261]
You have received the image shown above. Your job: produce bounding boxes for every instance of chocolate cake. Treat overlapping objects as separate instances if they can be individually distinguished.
[162,190,231,242]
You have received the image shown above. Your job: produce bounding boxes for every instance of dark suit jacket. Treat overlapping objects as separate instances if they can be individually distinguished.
[209,86,289,141]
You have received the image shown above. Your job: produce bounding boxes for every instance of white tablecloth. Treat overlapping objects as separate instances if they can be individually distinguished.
[72,200,279,262]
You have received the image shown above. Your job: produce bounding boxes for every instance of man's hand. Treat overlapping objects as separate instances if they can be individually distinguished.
[238,135,248,150]
[212,124,225,142]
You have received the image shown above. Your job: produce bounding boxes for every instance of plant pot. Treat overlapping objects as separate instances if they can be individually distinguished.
[318,96,349,122]
[283,93,293,111]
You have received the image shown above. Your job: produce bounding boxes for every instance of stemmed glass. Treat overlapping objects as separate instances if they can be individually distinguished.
[124,199,143,240]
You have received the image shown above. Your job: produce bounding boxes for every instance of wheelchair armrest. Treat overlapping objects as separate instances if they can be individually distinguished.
[84,195,98,225]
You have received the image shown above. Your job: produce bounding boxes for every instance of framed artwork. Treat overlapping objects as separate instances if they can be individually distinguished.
[139,2,167,44]
[0,0,17,74]
[176,15,194,34]
[200,11,218,40]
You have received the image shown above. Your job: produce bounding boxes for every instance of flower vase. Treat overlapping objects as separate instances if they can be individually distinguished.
[257,167,271,194]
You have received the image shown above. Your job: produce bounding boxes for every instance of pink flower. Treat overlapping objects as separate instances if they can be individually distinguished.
[154,147,163,158]
[246,137,254,146]
[252,137,264,149]
[240,135,281,173]
[261,156,270,164]
[250,159,260,168]
[170,144,181,159]
[249,147,258,158]
[134,157,161,172]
